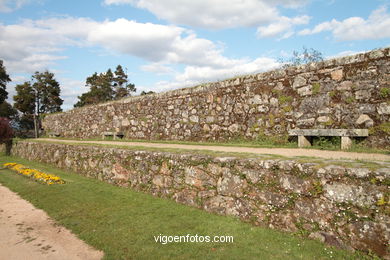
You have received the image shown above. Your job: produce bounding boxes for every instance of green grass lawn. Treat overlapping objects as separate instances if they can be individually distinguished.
[0,155,372,260]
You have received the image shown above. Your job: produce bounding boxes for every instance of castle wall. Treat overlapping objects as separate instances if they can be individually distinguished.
[43,48,390,147]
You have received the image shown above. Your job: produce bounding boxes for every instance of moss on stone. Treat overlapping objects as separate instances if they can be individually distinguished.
[312,83,321,94]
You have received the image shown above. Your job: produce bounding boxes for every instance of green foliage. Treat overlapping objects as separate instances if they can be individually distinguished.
[0,60,11,104]
[75,65,136,108]
[312,83,321,94]
[282,105,293,112]
[14,71,63,115]
[369,122,390,135]
[140,90,156,96]
[379,87,390,99]
[13,82,35,115]
[329,90,336,97]
[376,196,388,206]
[310,181,324,197]
[32,71,63,114]
[312,137,341,149]
[13,71,63,131]
[278,95,293,105]
[345,96,355,104]
[113,65,136,99]
[0,101,17,120]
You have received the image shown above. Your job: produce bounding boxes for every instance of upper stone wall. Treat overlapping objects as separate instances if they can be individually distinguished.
[43,48,390,147]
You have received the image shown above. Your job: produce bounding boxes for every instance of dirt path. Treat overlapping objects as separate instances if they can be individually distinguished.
[39,138,390,162]
[0,184,103,260]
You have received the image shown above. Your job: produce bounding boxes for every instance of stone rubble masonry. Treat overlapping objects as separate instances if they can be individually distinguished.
[10,141,390,258]
[42,48,390,147]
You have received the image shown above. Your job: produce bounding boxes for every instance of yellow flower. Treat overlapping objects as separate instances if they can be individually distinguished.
[4,162,65,185]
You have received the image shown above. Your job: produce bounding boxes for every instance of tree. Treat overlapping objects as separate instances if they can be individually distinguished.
[13,82,35,115]
[113,65,136,99]
[74,65,136,108]
[280,47,323,68]
[13,82,36,129]
[0,60,11,104]
[32,71,63,114]
[0,61,15,119]
[0,102,18,120]
[13,71,63,133]
[140,90,155,95]
[74,71,114,107]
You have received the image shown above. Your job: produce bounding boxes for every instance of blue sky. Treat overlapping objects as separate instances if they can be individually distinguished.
[1,0,389,110]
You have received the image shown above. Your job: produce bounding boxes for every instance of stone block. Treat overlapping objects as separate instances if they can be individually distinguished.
[292,75,307,89]
[289,129,368,137]
[355,90,371,100]
[298,135,311,148]
[317,116,330,123]
[331,69,343,81]
[341,136,352,150]
[378,103,390,115]
[355,114,373,127]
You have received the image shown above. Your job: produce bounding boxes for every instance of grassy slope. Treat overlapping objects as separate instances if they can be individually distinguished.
[0,155,371,260]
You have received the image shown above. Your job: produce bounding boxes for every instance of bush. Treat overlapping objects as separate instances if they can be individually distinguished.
[0,117,13,155]
[0,117,13,143]
[379,87,389,99]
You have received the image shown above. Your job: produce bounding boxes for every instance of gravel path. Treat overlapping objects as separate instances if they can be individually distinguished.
[0,184,103,260]
[39,138,390,162]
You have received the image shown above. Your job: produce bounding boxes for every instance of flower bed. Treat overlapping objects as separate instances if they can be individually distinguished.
[3,163,65,185]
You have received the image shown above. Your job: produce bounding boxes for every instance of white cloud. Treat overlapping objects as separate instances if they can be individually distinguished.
[140,63,175,74]
[0,0,32,12]
[151,57,279,93]
[1,17,272,75]
[87,19,185,62]
[257,15,310,39]
[103,0,308,29]
[1,16,282,109]
[57,78,85,110]
[0,20,69,73]
[298,6,390,40]
[326,50,364,59]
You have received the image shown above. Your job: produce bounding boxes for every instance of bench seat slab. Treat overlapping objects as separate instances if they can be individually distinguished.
[289,129,368,137]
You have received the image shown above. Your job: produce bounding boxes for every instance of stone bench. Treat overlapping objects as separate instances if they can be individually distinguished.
[288,129,368,150]
[101,131,124,140]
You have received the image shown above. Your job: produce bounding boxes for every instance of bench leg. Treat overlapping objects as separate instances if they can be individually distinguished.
[113,134,117,140]
[298,136,311,148]
[341,136,352,150]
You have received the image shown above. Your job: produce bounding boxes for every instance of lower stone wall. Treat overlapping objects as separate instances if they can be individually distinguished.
[10,141,390,258]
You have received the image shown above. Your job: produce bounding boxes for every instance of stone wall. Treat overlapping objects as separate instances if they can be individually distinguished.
[11,141,390,257]
[43,48,390,147]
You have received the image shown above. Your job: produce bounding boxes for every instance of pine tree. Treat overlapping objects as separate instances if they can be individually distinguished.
[113,65,136,99]
[13,71,63,131]
[75,65,136,107]
[0,60,11,104]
